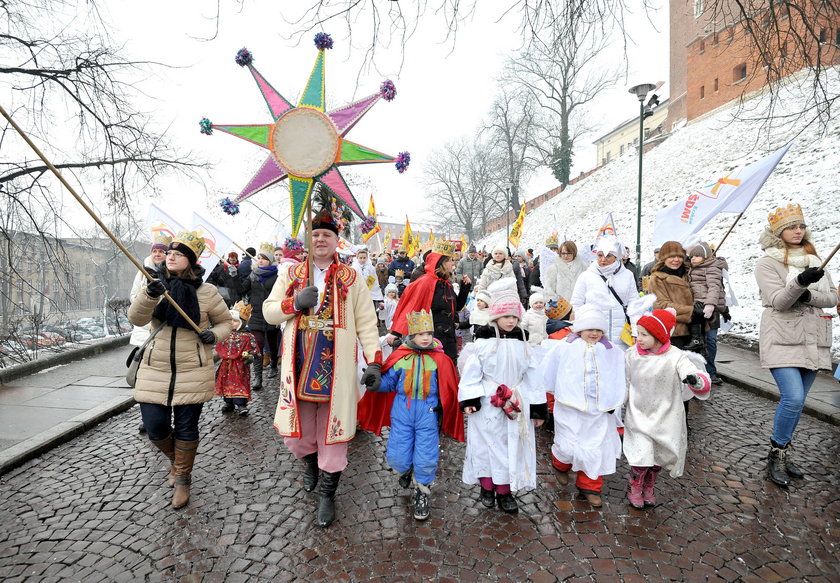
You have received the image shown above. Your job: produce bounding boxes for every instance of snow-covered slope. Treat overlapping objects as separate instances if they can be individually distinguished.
[479,75,840,356]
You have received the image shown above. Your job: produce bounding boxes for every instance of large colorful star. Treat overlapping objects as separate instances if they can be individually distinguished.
[201,33,409,236]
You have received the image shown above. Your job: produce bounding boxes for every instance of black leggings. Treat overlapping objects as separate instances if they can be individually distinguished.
[251,328,280,360]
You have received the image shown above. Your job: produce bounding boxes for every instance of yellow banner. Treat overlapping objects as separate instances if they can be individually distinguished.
[508,203,526,248]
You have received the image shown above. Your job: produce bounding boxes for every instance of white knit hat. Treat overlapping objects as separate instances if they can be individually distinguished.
[529,291,546,307]
[488,278,523,321]
[491,244,508,256]
[475,290,492,306]
[384,283,398,295]
[572,304,609,333]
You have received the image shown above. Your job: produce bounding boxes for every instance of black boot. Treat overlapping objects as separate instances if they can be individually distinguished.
[783,442,805,479]
[479,488,495,508]
[267,358,278,379]
[767,441,791,488]
[302,453,319,492]
[398,468,413,489]
[413,486,430,521]
[683,323,705,353]
[497,492,519,514]
[251,359,263,390]
[316,471,341,527]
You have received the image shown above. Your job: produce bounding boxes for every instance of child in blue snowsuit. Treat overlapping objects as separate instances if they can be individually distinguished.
[357,309,463,521]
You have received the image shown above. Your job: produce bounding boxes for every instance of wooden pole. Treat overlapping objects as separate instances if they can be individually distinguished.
[819,241,840,271]
[714,211,745,253]
[0,104,202,333]
[306,192,314,288]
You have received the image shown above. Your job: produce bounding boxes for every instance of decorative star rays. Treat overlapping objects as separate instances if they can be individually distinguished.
[201,35,409,237]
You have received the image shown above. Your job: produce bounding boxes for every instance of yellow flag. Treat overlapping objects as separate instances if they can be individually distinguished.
[428,230,435,244]
[383,228,392,249]
[508,203,526,249]
[403,217,414,255]
[461,234,468,252]
[367,195,377,217]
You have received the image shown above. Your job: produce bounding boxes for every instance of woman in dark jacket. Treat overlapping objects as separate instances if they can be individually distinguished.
[232,243,279,388]
[386,242,472,362]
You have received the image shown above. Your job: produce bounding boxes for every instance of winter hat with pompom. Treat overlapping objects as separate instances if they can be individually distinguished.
[637,307,678,345]
[529,291,546,308]
[488,278,523,321]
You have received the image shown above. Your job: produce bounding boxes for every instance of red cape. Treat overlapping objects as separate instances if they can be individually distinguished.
[357,342,464,442]
[389,252,447,336]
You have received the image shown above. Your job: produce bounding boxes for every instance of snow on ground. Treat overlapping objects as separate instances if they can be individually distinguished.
[479,72,840,357]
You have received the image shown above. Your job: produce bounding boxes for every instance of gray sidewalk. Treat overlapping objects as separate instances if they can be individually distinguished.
[0,340,837,475]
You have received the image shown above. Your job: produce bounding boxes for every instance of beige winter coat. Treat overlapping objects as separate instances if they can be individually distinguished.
[755,230,836,371]
[128,282,233,406]
[648,269,694,337]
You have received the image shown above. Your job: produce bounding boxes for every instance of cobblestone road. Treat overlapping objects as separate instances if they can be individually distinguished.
[0,374,838,582]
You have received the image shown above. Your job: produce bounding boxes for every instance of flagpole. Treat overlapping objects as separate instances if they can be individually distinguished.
[819,242,840,270]
[306,188,314,289]
[0,104,202,334]
[714,212,745,252]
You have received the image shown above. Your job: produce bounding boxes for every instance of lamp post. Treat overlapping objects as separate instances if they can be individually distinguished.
[628,83,657,275]
[501,181,514,245]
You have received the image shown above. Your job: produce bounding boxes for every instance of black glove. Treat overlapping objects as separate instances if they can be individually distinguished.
[682,374,700,389]
[693,301,705,316]
[361,363,382,391]
[293,286,319,311]
[392,337,403,350]
[797,267,824,286]
[721,306,731,323]
[798,290,812,304]
[146,279,166,298]
[198,330,216,344]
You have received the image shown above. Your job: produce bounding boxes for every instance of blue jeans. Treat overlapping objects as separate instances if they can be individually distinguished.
[140,402,204,442]
[705,329,718,377]
[769,367,817,446]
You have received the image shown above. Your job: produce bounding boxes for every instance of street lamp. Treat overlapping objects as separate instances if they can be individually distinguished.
[628,83,658,276]
[500,181,514,246]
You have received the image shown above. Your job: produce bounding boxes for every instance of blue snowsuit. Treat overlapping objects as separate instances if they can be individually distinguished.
[379,351,441,485]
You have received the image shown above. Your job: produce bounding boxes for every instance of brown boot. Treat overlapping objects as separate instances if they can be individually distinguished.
[172,440,199,509]
[149,433,176,487]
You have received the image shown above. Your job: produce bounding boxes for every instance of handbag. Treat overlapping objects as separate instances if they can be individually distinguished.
[126,323,164,387]
[597,273,635,346]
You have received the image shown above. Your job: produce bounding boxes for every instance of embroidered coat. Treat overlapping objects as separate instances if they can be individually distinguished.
[263,260,382,445]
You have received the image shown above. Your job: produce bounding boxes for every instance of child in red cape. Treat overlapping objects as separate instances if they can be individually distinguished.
[358,309,463,521]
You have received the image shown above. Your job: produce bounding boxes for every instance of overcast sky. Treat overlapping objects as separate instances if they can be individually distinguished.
[17,1,670,246]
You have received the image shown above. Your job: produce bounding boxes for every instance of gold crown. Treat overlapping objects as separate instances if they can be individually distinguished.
[258,241,275,256]
[395,269,405,277]
[545,297,572,320]
[232,300,252,321]
[172,229,206,258]
[432,239,456,257]
[545,234,559,248]
[407,310,434,335]
[768,203,805,234]
[152,231,173,246]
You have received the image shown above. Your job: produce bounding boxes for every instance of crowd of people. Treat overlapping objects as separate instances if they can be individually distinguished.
[127,202,837,524]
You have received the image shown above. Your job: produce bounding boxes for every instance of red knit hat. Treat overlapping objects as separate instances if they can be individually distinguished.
[637,308,677,345]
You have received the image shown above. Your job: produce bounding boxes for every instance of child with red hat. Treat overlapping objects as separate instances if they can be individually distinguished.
[623,307,711,509]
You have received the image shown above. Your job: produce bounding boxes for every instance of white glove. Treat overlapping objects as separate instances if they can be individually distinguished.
[227,264,238,276]
[703,304,715,319]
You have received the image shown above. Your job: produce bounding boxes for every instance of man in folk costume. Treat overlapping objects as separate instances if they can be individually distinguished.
[262,209,382,528]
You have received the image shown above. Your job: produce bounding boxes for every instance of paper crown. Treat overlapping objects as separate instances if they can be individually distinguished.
[432,239,456,257]
[152,232,173,247]
[258,242,275,256]
[767,203,805,234]
[545,234,559,248]
[545,297,572,320]
[171,229,206,259]
[232,300,252,321]
[395,269,405,277]
[407,310,434,336]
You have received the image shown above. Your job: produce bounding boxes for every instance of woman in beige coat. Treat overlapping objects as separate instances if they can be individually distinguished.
[128,230,233,509]
[756,204,836,488]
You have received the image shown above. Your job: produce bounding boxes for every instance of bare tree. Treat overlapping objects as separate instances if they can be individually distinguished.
[507,12,622,187]
[423,135,503,241]
[0,0,204,335]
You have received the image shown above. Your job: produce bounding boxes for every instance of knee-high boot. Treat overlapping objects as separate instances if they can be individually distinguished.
[627,467,646,509]
[316,471,341,528]
[251,359,263,390]
[150,433,176,487]
[172,440,199,509]
[267,357,278,379]
[302,452,319,492]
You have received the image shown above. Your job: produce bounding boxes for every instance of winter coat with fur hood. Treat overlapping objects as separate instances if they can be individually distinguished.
[755,228,837,370]
[129,277,233,407]
[647,268,695,338]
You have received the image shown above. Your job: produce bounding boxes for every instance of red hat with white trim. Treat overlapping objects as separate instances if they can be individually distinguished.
[637,308,677,345]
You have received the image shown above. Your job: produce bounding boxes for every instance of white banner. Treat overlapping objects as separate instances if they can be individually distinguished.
[652,142,792,247]
[146,202,186,240]
[192,211,235,282]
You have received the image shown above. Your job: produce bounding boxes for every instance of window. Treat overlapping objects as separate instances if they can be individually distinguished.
[606,151,611,162]
[819,28,826,44]
[713,32,719,45]
[633,137,639,146]
[836,28,840,45]
[694,0,704,17]
[780,41,787,58]
[714,77,719,91]
[620,144,624,155]
[700,85,705,99]
[699,39,705,53]
[728,28,735,42]
[733,63,747,82]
